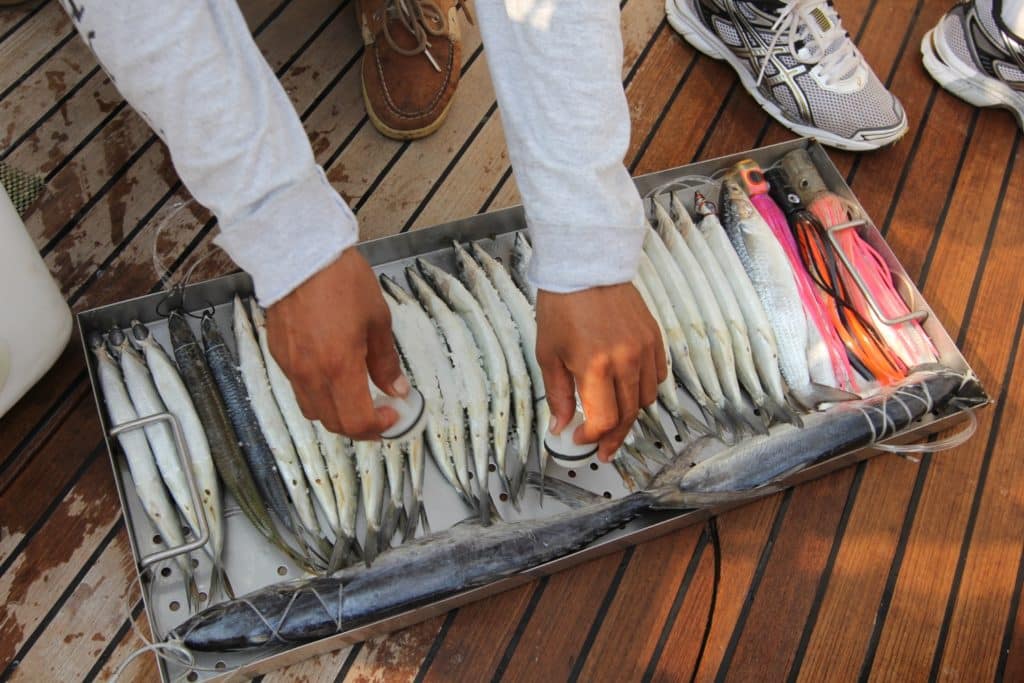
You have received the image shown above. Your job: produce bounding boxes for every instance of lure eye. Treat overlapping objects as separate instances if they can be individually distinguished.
[748,170,764,184]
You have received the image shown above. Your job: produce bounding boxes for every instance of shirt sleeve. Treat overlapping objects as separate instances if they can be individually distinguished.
[473,0,645,293]
[59,0,359,306]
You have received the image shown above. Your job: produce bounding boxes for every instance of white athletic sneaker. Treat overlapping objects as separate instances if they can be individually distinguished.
[666,0,909,150]
[922,1,1024,129]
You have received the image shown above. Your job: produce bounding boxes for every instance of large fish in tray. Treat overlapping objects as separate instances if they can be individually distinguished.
[169,367,982,652]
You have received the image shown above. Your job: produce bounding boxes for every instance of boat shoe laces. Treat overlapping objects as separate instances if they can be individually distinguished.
[756,0,865,91]
[382,0,474,69]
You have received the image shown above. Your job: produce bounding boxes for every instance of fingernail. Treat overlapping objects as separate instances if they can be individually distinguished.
[391,375,411,398]
[549,414,563,435]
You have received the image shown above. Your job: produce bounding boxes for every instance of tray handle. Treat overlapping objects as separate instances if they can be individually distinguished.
[109,412,211,569]
[825,219,929,326]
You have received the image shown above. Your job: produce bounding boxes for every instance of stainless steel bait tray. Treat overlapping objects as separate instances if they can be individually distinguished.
[78,139,989,681]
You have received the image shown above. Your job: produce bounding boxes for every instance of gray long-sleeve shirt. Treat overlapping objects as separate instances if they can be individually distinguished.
[59,0,645,305]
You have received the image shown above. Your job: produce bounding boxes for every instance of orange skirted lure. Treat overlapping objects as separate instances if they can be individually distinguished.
[764,167,908,386]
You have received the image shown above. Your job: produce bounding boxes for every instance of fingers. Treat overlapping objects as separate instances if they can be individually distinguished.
[639,341,659,410]
[327,354,398,440]
[598,372,641,463]
[366,315,407,398]
[574,357,619,446]
[539,346,577,435]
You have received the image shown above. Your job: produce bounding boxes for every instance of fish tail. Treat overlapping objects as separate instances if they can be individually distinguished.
[477,484,494,526]
[614,447,654,491]
[639,406,674,448]
[526,471,603,508]
[791,383,861,411]
[207,555,235,602]
[404,497,423,541]
[669,408,713,439]
[380,501,402,548]
[728,402,768,436]
[761,394,803,429]
[362,525,380,567]
[180,558,201,614]
[419,505,432,536]
[707,403,740,444]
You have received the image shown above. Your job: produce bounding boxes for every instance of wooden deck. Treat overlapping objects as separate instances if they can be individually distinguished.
[1,0,1022,679]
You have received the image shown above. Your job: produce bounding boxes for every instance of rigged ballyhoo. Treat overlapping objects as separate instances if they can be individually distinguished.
[168,365,981,651]
[90,332,201,609]
[167,311,315,572]
[130,320,231,599]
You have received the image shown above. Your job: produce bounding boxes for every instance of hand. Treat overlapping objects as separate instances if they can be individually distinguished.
[265,248,407,439]
[536,283,667,462]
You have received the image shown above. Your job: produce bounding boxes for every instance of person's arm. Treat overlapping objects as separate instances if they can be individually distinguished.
[475,0,666,460]
[61,0,404,436]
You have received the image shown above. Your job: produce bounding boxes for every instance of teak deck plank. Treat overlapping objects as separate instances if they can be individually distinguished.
[1,0,1022,680]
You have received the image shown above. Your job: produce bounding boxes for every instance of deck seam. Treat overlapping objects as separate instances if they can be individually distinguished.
[640,529,711,682]
[926,130,1022,681]
[566,548,636,683]
[1,519,125,681]
[413,610,460,683]
[490,577,549,683]
[786,461,867,681]
[713,489,793,682]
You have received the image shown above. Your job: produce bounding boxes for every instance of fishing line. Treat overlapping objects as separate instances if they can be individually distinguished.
[689,517,721,683]
[151,198,198,290]
[644,175,718,200]
[110,567,232,683]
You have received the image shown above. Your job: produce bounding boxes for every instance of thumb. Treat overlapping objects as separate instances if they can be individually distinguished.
[540,351,576,435]
[366,320,407,398]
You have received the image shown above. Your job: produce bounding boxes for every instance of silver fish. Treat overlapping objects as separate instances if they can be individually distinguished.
[90,333,199,608]
[233,297,322,543]
[249,301,340,537]
[170,367,979,652]
[382,278,473,507]
[316,425,362,571]
[470,242,552,501]
[131,321,230,599]
[652,202,764,435]
[353,439,385,566]
[694,193,801,427]
[454,242,533,502]
[510,232,537,305]
[718,180,849,410]
[416,258,514,499]
[407,266,494,523]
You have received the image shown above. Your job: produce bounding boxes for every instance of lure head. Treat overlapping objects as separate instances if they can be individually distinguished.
[726,159,770,198]
[780,148,830,206]
[764,168,806,216]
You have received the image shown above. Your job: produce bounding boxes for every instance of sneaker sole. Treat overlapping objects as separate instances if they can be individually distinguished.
[664,0,909,151]
[361,79,457,141]
[921,25,1024,130]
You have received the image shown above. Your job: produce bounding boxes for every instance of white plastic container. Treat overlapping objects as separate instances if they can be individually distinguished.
[0,185,72,418]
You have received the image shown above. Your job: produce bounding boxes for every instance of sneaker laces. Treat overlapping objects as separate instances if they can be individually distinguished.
[382,0,474,59]
[755,0,863,89]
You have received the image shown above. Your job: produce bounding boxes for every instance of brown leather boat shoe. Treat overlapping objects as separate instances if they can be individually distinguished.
[357,0,471,140]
